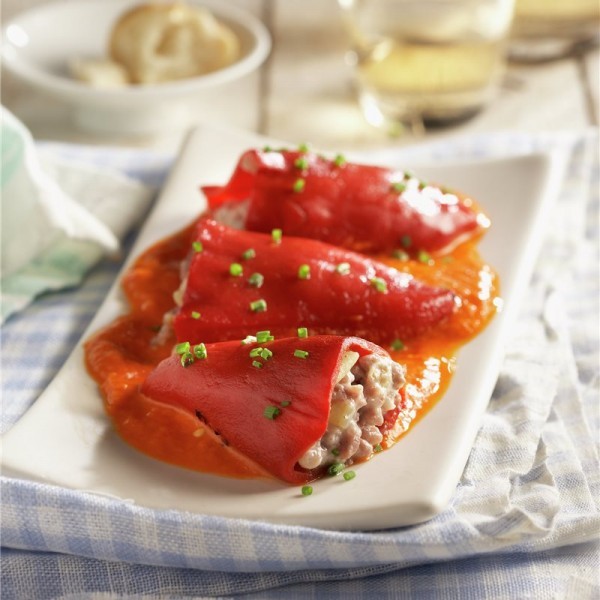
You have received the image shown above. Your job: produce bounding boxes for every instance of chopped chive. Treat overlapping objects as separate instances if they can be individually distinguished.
[418,250,432,264]
[297,264,311,279]
[180,352,195,367]
[401,235,412,248]
[256,330,274,343]
[263,405,281,419]
[392,249,410,261]
[248,272,264,288]
[298,142,309,153]
[297,327,308,338]
[250,299,267,312]
[418,181,427,190]
[249,347,263,358]
[175,341,191,355]
[272,229,282,244]
[403,170,414,180]
[262,145,273,152]
[293,178,305,193]
[335,262,351,275]
[241,335,257,345]
[191,311,201,320]
[192,241,203,253]
[373,444,383,453]
[230,262,243,277]
[260,348,273,360]
[391,182,406,193]
[280,400,291,407]
[242,248,256,260]
[343,470,356,481]
[301,485,313,496]
[294,157,309,170]
[294,349,309,359]
[193,343,207,360]
[370,277,388,293]
[333,153,346,167]
[252,360,263,369]
[328,462,344,476]
[331,448,340,456]
[390,339,405,351]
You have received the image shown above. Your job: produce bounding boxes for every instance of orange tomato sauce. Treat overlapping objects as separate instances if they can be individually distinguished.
[84,221,500,480]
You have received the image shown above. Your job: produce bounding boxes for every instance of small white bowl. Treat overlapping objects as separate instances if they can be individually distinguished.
[2,0,271,136]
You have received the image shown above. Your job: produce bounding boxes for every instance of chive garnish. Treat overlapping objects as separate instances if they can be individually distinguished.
[331,448,340,456]
[294,157,309,170]
[392,249,409,261]
[294,349,309,359]
[297,264,310,279]
[242,248,256,260]
[391,339,405,351]
[373,444,383,453]
[193,343,207,360]
[333,153,346,167]
[401,235,412,248]
[403,170,414,180]
[297,327,308,338]
[230,262,243,277]
[252,360,263,369]
[343,471,356,481]
[272,229,282,244]
[180,352,195,367]
[191,311,201,320]
[263,405,281,419]
[280,400,291,407]
[418,250,432,264]
[301,485,313,496]
[298,142,309,153]
[335,262,350,275]
[250,299,267,312]
[293,178,305,193]
[192,241,203,253]
[260,348,273,360]
[175,341,191,355]
[249,347,262,358]
[248,272,264,288]
[391,182,406,193]
[418,181,427,190]
[263,145,273,152]
[256,330,274,343]
[328,462,344,476]
[370,277,388,293]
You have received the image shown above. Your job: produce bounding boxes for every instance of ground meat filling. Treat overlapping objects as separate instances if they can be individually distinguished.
[297,352,406,471]
[212,200,250,230]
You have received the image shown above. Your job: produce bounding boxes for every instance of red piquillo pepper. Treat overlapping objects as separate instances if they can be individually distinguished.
[203,148,489,254]
[172,219,456,346]
[141,335,397,483]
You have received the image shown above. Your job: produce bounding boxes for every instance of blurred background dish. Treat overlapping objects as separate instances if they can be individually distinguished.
[1,0,271,137]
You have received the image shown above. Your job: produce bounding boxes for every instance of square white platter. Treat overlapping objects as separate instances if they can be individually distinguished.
[1,125,564,530]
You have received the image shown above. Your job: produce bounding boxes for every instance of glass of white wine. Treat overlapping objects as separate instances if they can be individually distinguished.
[510,0,599,62]
[337,0,515,134]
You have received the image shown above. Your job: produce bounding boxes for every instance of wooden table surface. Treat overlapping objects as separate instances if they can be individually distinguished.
[3,0,599,153]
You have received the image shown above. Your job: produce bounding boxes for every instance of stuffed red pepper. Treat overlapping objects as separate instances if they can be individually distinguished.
[203,148,489,255]
[168,219,456,346]
[142,334,406,483]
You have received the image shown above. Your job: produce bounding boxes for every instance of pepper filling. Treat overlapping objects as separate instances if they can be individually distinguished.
[298,351,406,470]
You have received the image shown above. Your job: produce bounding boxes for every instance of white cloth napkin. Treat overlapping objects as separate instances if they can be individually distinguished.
[0,107,154,322]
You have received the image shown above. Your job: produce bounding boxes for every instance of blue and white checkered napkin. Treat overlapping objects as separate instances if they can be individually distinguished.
[1,130,598,599]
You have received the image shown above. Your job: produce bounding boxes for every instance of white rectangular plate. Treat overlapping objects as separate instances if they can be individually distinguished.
[1,125,564,530]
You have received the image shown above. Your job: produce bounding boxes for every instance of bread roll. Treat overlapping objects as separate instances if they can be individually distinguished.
[109,2,240,85]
